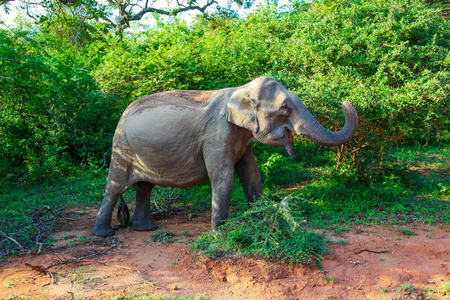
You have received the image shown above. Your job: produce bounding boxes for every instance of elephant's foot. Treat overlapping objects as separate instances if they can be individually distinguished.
[93,223,115,237]
[132,218,158,231]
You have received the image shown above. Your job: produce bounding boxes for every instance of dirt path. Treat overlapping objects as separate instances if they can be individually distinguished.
[1,208,449,300]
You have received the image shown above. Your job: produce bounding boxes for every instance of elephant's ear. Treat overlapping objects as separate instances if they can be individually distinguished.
[227,90,259,133]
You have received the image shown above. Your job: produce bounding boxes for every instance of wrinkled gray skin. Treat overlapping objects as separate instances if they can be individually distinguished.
[93,76,358,237]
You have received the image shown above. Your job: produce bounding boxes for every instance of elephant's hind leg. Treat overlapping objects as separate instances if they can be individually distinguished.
[132,181,158,231]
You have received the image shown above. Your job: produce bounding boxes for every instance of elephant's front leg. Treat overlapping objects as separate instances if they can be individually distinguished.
[206,161,235,231]
[132,181,158,231]
[235,145,262,206]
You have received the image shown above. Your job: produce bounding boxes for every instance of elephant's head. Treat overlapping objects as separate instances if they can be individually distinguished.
[227,76,358,156]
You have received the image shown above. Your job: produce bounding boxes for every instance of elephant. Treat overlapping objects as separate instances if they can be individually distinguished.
[93,76,358,237]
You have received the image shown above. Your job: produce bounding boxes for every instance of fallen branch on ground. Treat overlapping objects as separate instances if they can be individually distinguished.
[24,252,103,278]
[0,230,25,252]
[353,248,392,254]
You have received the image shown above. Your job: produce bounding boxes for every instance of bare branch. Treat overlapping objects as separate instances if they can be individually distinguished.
[98,147,112,172]
[152,187,164,213]
[25,3,38,20]
[9,0,220,32]
[0,230,25,252]
[128,0,217,22]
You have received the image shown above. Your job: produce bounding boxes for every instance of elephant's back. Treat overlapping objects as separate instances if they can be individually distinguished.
[120,89,219,150]
[129,90,216,116]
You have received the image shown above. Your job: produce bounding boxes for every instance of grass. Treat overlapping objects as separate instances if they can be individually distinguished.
[379,285,388,293]
[398,228,418,236]
[421,281,450,298]
[148,231,175,244]
[181,230,190,237]
[0,170,108,257]
[323,275,336,285]
[279,143,450,231]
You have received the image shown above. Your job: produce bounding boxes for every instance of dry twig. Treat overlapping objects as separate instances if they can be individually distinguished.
[353,248,392,254]
[25,252,103,276]
[0,230,25,252]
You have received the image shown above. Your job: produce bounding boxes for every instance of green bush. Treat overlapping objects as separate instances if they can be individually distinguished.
[192,194,329,265]
[273,0,450,171]
[0,29,120,181]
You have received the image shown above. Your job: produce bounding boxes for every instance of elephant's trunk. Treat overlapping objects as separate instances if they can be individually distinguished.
[293,101,358,146]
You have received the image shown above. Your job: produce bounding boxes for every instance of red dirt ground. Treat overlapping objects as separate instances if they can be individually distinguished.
[1,207,449,300]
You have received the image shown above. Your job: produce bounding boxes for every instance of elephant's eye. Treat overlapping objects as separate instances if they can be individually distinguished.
[280,102,290,113]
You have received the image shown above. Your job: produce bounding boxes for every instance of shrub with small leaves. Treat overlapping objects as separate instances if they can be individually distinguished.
[192,194,329,265]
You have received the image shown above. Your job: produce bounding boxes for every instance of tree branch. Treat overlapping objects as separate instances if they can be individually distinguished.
[8,0,220,32]
[25,3,38,20]
[0,230,25,252]
[128,0,217,22]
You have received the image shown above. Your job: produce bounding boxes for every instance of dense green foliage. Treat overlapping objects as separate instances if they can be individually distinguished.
[0,28,121,181]
[0,0,449,260]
